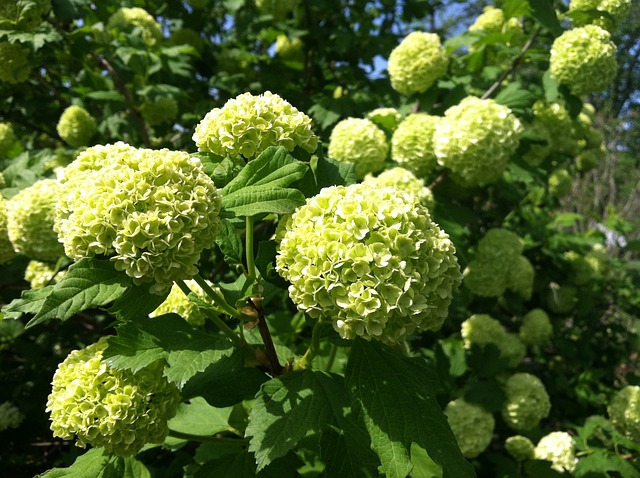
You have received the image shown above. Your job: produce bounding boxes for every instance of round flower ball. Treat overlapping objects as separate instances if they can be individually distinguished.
[577,145,606,172]
[569,0,631,31]
[391,113,440,178]
[507,255,534,300]
[463,258,509,297]
[434,97,522,186]
[0,196,15,264]
[0,0,50,31]
[0,402,24,432]
[46,337,181,456]
[502,373,551,431]
[7,179,66,262]
[532,100,580,155]
[0,122,16,157]
[548,168,572,198]
[150,279,215,327]
[550,25,617,96]
[194,91,318,160]
[55,142,223,294]
[505,435,535,462]
[608,385,640,442]
[469,6,523,40]
[0,42,31,84]
[276,183,461,344]
[534,431,578,473]
[275,35,305,63]
[24,260,65,289]
[56,105,97,148]
[477,228,524,270]
[366,108,402,132]
[444,398,495,458]
[141,96,178,126]
[327,118,388,179]
[363,167,434,210]
[107,7,162,45]
[387,31,448,96]
[255,0,300,20]
[519,309,553,346]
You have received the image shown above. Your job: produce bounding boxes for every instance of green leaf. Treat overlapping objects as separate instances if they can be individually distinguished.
[409,443,443,478]
[494,82,537,113]
[84,90,126,102]
[214,218,245,268]
[36,448,123,478]
[2,286,55,321]
[123,457,151,478]
[543,70,559,102]
[194,449,302,478]
[319,418,381,478]
[575,450,640,477]
[108,283,168,320]
[103,314,234,388]
[255,240,288,287]
[168,397,236,436]
[526,0,563,36]
[294,153,357,199]
[191,152,245,189]
[552,212,585,228]
[502,0,532,18]
[345,339,475,478]
[14,258,132,328]
[222,185,306,216]
[246,370,350,471]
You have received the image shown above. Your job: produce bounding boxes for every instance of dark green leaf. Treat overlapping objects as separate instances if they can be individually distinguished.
[502,0,532,18]
[294,154,357,199]
[222,185,306,216]
[36,448,123,478]
[195,449,302,478]
[215,218,245,268]
[2,286,55,321]
[345,339,475,478]
[192,153,245,189]
[255,240,288,287]
[575,449,640,477]
[494,82,537,113]
[527,0,563,36]
[108,283,168,320]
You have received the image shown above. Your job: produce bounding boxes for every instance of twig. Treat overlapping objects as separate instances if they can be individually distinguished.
[246,297,283,376]
[428,172,448,190]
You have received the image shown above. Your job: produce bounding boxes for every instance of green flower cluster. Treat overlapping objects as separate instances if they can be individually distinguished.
[150,279,215,327]
[548,168,572,198]
[141,96,178,126]
[0,196,15,264]
[391,113,440,178]
[7,179,65,262]
[0,42,31,84]
[577,144,606,171]
[56,105,97,148]
[387,31,448,96]
[275,35,304,63]
[194,91,318,160]
[276,183,461,344]
[24,260,65,289]
[550,25,617,96]
[444,398,495,458]
[519,309,553,346]
[255,0,300,20]
[363,167,434,210]
[608,385,640,442]
[502,373,551,431]
[434,97,522,186]
[0,0,50,30]
[569,0,631,31]
[469,6,523,38]
[46,337,181,456]
[564,250,603,285]
[107,7,162,45]
[505,435,535,462]
[534,431,578,473]
[461,314,526,368]
[0,401,24,431]
[464,228,534,299]
[327,118,388,179]
[0,122,16,157]
[55,142,223,294]
[532,100,580,156]
[366,108,402,132]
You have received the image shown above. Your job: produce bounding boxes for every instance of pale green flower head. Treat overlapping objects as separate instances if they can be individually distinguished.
[7,179,65,262]
[391,113,440,178]
[469,6,523,38]
[463,258,509,297]
[0,42,31,84]
[445,398,495,459]
[150,279,215,326]
[366,108,402,132]
[577,145,606,173]
[55,142,223,294]
[434,97,522,186]
[255,0,300,20]
[141,96,178,126]
[25,260,66,289]
[0,401,24,432]
[502,333,527,368]
[519,309,553,346]
[107,7,162,45]
[46,337,181,456]
[0,196,15,264]
[564,250,600,285]
[387,31,448,96]
[0,122,16,157]
[276,183,461,344]
[477,228,524,269]
[569,0,631,31]
[505,435,535,462]
[532,100,580,155]
[502,373,551,431]
[461,314,524,367]
[363,167,434,210]
[550,25,617,96]
[608,385,640,442]
[534,431,578,473]
[56,105,97,148]
[0,0,50,31]
[275,35,304,63]
[327,118,388,179]
[194,91,318,160]
[507,255,534,300]
[548,168,572,198]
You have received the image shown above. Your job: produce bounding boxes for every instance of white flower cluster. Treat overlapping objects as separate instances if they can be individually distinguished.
[534,431,578,473]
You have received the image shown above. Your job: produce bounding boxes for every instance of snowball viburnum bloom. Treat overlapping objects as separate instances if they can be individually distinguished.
[0,195,16,264]
[519,309,553,346]
[434,97,522,186]
[54,142,223,294]
[327,118,388,179]
[0,122,16,157]
[107,7,162,45]
[193,91,318,160]
[387,31,448,96]
[608,385,640,442]
[276,183,461,344]
[46,337,181,456]
[150,279,216,327]
[569,0,631,31]
[550,25,617,96]
[505,435,535,462]
[363,167,434,210]
[502,373,551,431]
[461,314,525,368]
[56,105,97,148]
[24,260,65,289]
[391,113,440,178]
[534,431,578,473]
[444,398,495,459]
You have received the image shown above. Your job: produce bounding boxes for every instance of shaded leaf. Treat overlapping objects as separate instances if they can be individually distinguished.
[36,448,123,478]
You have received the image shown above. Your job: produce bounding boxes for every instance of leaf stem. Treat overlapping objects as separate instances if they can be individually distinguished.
[192,274,244,320]
[294,320,324,371]
[324,343,338,372]
[168,430,249,445]
[245,216,257,281]
[246,297,283,376]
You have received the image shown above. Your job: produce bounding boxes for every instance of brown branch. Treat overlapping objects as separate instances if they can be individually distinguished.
[246,297,283,377]
[91,53,151,147]
[428,171,448,190]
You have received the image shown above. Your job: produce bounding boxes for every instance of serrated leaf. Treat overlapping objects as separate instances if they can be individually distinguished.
[2,286,55,321]
[192,152,245,189]
[168,397,236,437]
[294,154,357,199]
[345,339,475,478]
[25,258,132,328]
[103,314,234,388]
[527,0,563,36]
[494,82,536,113]
[195,449,302,478]
[214,218,245,267]
[222,185,306,216]
[36,448,123,478]
[575,450,640,477]
[246,370,349,471]
[502,0,532,18]
[108,283,168,320]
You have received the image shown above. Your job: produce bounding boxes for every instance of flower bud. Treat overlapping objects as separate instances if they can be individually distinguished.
[56,105,97,148]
